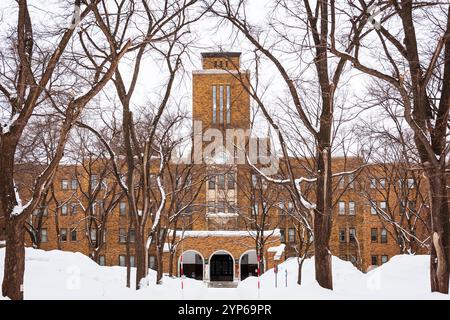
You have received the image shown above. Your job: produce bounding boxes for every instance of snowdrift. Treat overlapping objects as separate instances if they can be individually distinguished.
[0,248,448,300]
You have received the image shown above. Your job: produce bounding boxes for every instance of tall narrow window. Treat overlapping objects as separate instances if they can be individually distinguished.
[371,228,378,242]
[349,201,355,215]
[212,86,217,124]
[226,85,231,124]
[349,228,356,242]
[219,85,224,124]
[338,201,346,215]
[381,228,388,243]
[339,229,346,242]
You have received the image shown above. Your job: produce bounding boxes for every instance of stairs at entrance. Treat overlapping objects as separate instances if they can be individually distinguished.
[207,281,238,288]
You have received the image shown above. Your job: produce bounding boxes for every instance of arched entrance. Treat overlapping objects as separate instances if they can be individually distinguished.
[239,250,258,280]
[209,250,234,282]
[178,250,204,280]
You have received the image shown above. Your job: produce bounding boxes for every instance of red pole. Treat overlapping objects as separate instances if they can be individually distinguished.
[180,254,184,290]
[257,255,261,290]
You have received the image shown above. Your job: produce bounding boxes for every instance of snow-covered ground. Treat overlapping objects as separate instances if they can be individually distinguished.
[0,248,448,300]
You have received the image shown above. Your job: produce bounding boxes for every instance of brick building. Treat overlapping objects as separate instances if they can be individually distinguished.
[0,52,431,284]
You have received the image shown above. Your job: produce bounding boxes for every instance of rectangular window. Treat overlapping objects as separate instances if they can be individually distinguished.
[119,228,127,243]
[280,229,286,243]
[408,201,416,212]
[370,201,377,215]
[212,86,217,124]
[371,228,378,242]
[60,228,67,242]
[130,255,136,268]
[217,175,225,190]
[381,255,388,264]
[61,179,69,190]
[90,175,98,189]
[219,85,224,124]
[407,178,414,189]
[226,85,231,124]
[71,179,78,190]
[227,173,235,190]
[99,255,106,266]
[129,229,136,243]
[349,228,356,242]
[338,201,346,215]
[119,202,126,216]
[119,255,126,267]
[399,200,406,215]
[380,201,387,212]
[207,201,216,213]
[379,178,386,189]
[90,229,97,242]
[338,176,345,189]
[41,229,48,243]
[348,201,355,215]
[208,176,216,190]
[370,178,377,189]
[70,203,77,215]
[227,201,235,213]
[348,174,354,189]
[61,204,68,216]
[288,228,296,243]
[371,255,378,266]
[381,228,388,243]
[71,229,77,242]
[339,229,346,243]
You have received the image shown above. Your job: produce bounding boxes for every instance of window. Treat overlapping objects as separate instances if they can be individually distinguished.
[99,255,106,266]
[339,229,346,243]
[41,229,48,243]
[71,179,78,190]
[227,173,235,190]
[379,178,386,189]
[90,175,98,189]
[119,255,126,267]
[129,229,136,243]
[381,228,388,243]
[119,202,126,216]
[350,255,357,265]
[370,201,377,215]
[371,228,378,242]
[208,176,216,190]
[338,176,345,189]
[288,228,296,243]
[287,202,294,213]
[60,228,67,242]
[280,229,286,243]
[90,229,97,242]
[61,204,68,216]
[61,179,69,190]
[119,228,127,243]
[340,255,348,261]
[349,228,356,242]
[149,255,157,270]
[70,229,77,242]
[348,174,354,189]
[219,85,224,124]
[408,201,416,212]
[381,255,388,264]
[217,175,225,190]
[338,201,346,215]
[228,201,235,213]
[371,255,378,266]
[207,201,216,213]
[226,85,231,124]
[70,203,77,215]
[380,201,387,212]
[212,86,217,124]
[130,255,136,268]
[407,178,414,189]
[370,178,377,189]
[348,201,355,215]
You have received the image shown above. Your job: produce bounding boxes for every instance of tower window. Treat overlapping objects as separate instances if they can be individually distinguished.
[212,86,217,124]
[226,85,231,124]
[219,85,224,124]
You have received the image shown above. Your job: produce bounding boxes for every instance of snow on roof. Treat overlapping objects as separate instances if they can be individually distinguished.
[205,212,239,218]
[168,229,281,238]
[192,69,249,75]
[268,244,286,261]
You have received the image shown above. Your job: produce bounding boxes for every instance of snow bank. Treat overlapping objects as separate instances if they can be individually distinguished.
[0,248,448,300]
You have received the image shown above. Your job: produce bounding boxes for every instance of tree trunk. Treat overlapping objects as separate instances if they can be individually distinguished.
[2,216,26,300]
[427,165,449,294]
[134,230,148,289]
[314,147,333,290]
[156,245,164,284]
[168,251,175,277]
[297,259,305,285]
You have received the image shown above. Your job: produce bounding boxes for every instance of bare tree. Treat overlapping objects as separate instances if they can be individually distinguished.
[330,1,450,293]
[0,1,130,299]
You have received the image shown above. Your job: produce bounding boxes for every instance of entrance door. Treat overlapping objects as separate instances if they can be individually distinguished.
[210,254,234,281]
